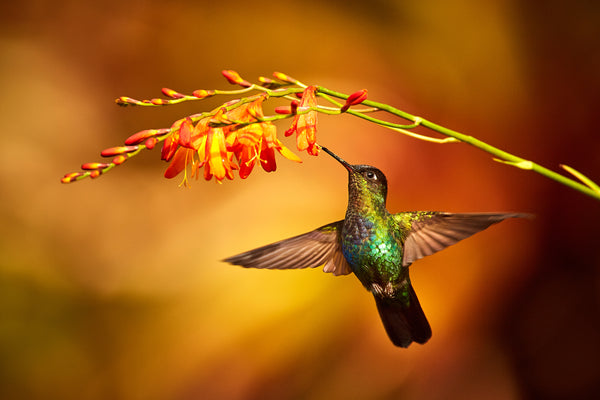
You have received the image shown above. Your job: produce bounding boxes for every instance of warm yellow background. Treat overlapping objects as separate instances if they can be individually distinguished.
[1,1,599,399]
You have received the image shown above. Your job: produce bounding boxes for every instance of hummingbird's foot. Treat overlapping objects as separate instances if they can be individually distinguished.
[371,282,395,297]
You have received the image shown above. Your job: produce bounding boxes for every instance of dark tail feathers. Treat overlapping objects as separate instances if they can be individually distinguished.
[374,283,432,347]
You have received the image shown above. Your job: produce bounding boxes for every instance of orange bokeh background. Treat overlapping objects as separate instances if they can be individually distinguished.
[1,1,599,399]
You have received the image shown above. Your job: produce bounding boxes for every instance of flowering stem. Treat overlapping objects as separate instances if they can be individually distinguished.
[316,86,600,202]
[62,70,600,202]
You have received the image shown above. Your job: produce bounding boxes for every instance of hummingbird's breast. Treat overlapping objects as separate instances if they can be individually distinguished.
[341,211,406,291]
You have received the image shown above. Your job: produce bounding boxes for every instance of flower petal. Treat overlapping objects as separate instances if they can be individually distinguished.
[260,145,277,173]
[161,134,178,161]
[238,146,256,179]
[276,141,302,163]
[164,147,192,179]
[205,129,229,181]
[178,118,194,148]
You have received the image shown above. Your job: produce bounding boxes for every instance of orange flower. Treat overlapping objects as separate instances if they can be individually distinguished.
[163,114,238,185]
[202,126,237,182]
[285,86,319,156]
[63,73,321,185]
[164,147,196,180]
[161,118,189,162]
[163,118,207,183]
[162,97,300,184]
[228,96,301,178]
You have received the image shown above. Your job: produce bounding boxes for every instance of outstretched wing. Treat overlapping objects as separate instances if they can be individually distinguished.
[223,220,352,276]
[394,212,528,267]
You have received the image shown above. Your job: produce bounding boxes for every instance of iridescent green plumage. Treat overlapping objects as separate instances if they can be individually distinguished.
[224,148,527,347]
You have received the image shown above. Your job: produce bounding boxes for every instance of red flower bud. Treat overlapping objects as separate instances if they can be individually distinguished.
[151,98,167,105]
[61,172,83,183]
[101,146,139,157]
[273,72,297,84]
[275,106,292,114]
[89,170,102,179]
[125,129,164,145]
[340,89,368,112]
[161,88,185,99]
[290,100,299,114]
[81,162,110,170]
[192,89,215,99]
[145,137,157,149]
[115,96,140,106]
[259,76,275,85]
[112,155,127,165]
[222,70,252,88]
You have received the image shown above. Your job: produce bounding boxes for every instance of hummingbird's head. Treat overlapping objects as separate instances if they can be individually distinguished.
[321,147,388,207]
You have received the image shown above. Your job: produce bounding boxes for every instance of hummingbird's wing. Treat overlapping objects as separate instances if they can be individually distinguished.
[223,220,353,276]
[395,212,527,267]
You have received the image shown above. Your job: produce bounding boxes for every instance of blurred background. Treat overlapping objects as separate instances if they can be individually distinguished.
[1,0,599,399]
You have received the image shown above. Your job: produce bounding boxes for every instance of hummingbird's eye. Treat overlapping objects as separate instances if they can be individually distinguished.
[365,171,377,180]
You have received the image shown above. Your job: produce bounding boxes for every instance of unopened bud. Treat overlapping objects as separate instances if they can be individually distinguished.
[275,106,292,114]
[273,72,298,84]
[222,70,252,88]
[145,137,157,149]
[115,96,141,106]
[61,172,83,183]
[161,88,185,99]
[341,89,368,112]
[112,155,127,165]
[125,129,166,145]
[101,146,139,157]
[290,100,299,114]
[81,162,110,170]
[192,89,215,99]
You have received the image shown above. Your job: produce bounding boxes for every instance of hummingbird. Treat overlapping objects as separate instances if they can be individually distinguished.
[224,147,526,347]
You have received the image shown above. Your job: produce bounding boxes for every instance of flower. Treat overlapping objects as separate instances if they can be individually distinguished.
[63,71,317,185]
[285,86,319,156]
[162,97,300,185]
[227,96,301,178]
[163,114,238,185]
[202,126,237,182]
[163,147,196,180]
[160,118,189,162]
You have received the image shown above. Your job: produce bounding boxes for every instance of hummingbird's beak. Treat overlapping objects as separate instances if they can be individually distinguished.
[321,147,354,172]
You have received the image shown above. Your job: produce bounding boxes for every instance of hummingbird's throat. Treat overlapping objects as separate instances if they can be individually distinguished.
[348,178,387,213]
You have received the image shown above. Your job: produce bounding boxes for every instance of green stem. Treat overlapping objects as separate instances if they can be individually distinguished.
[316,86,600,202]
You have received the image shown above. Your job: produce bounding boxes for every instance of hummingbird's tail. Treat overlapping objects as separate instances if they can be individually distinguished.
[373,283,432,348]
